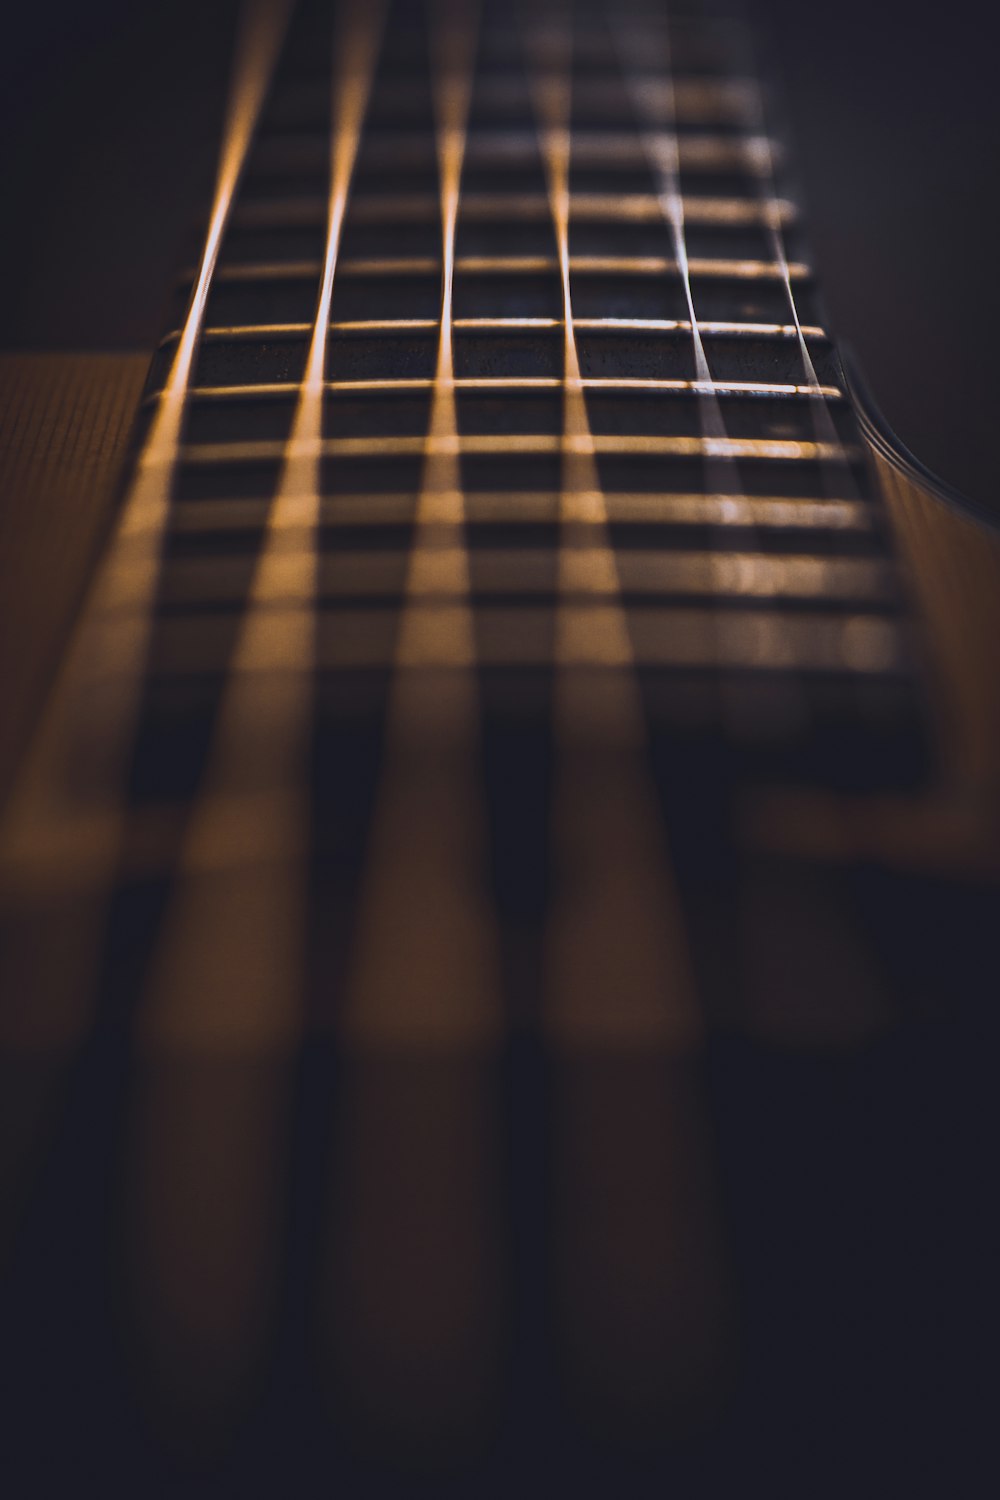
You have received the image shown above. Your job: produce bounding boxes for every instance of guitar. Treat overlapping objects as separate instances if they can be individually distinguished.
[2,0,997,1491]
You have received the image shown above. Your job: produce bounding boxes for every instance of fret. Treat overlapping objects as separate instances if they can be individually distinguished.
[133,607,907,679]
[157,377,847,408]
[339,0,507,1049]
[0,3,946,1477]
[268,74,759,130]
[154,548,895,608]
[137,0,387,1057]
[167,328,844,392]
[253,127,783,171]
[231,191,798,227]
[191,253,813,281]
[177,434,859,465]
[160,317,829,344]
[167,491,875,536]
[2,0,928,1007]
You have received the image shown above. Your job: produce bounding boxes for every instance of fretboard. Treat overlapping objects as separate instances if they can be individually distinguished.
[1,2,960,1485]
[2,0,926,1034]
[141,0,922,778]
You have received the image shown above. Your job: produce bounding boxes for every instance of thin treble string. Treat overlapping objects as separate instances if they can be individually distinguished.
[393,0,481,668]
[522,0,699,1048]
[344,0,504,1048]
[0,0,294,866]
[729,31,905,684]
[522,0,637,661]
[140,0,386,1050]
[730,18,858,499]
[612,5,743,504]
[614,2,808,714]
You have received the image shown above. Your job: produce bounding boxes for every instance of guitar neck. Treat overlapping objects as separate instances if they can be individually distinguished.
[4,2,999,1491]
[143,0,922,763]
[2,0,933,1026]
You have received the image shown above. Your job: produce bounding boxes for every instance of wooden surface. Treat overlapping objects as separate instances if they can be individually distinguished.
[0,353,148,803]
[2,352,998,879]
[745,445,1000,875]
[878,455,1000,792]
[0,360,996,1496]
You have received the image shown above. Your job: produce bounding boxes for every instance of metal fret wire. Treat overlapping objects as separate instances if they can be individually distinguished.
[166,317,831,339]
[615,2,812,735]
[230,189,798,226]
[178,435,853,463]
[249,124,781,170]
[720,16,890,754]
[170,376,847,399]
[197,252,816,279]
[732,28,861,505]
[0,0,913,917]
[154,4,900,689]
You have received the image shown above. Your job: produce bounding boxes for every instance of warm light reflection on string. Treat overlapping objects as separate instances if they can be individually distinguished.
[526,0,698,1048]
[615,2,809,725]
[345,0,505,1049]
[177,434,854,466]
[739,73,858,498]
[141,0,384,1050]
[0,0,292,1046]
[232,188,798,228]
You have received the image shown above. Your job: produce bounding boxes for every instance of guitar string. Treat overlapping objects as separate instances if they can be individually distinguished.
[329,8,508,1434]
[0,0,293,1047]
[125,3,387,1411]
[0,0,893,1020]
[227,184,801,223]
[733,24,859,501]
[344,0,505,1048]
[613,1,811,723]
[722,11,906,681]
[139,0,386,1050]
[523,0,729,1406]
[524,0,699,1048]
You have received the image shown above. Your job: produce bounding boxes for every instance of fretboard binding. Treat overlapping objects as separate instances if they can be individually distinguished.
[176,434,859,465]
[230,191,797,228]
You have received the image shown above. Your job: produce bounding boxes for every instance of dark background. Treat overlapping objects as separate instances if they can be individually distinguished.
[2,0,998,510]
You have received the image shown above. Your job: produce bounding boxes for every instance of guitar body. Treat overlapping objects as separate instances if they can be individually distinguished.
[1,2,996,1492]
